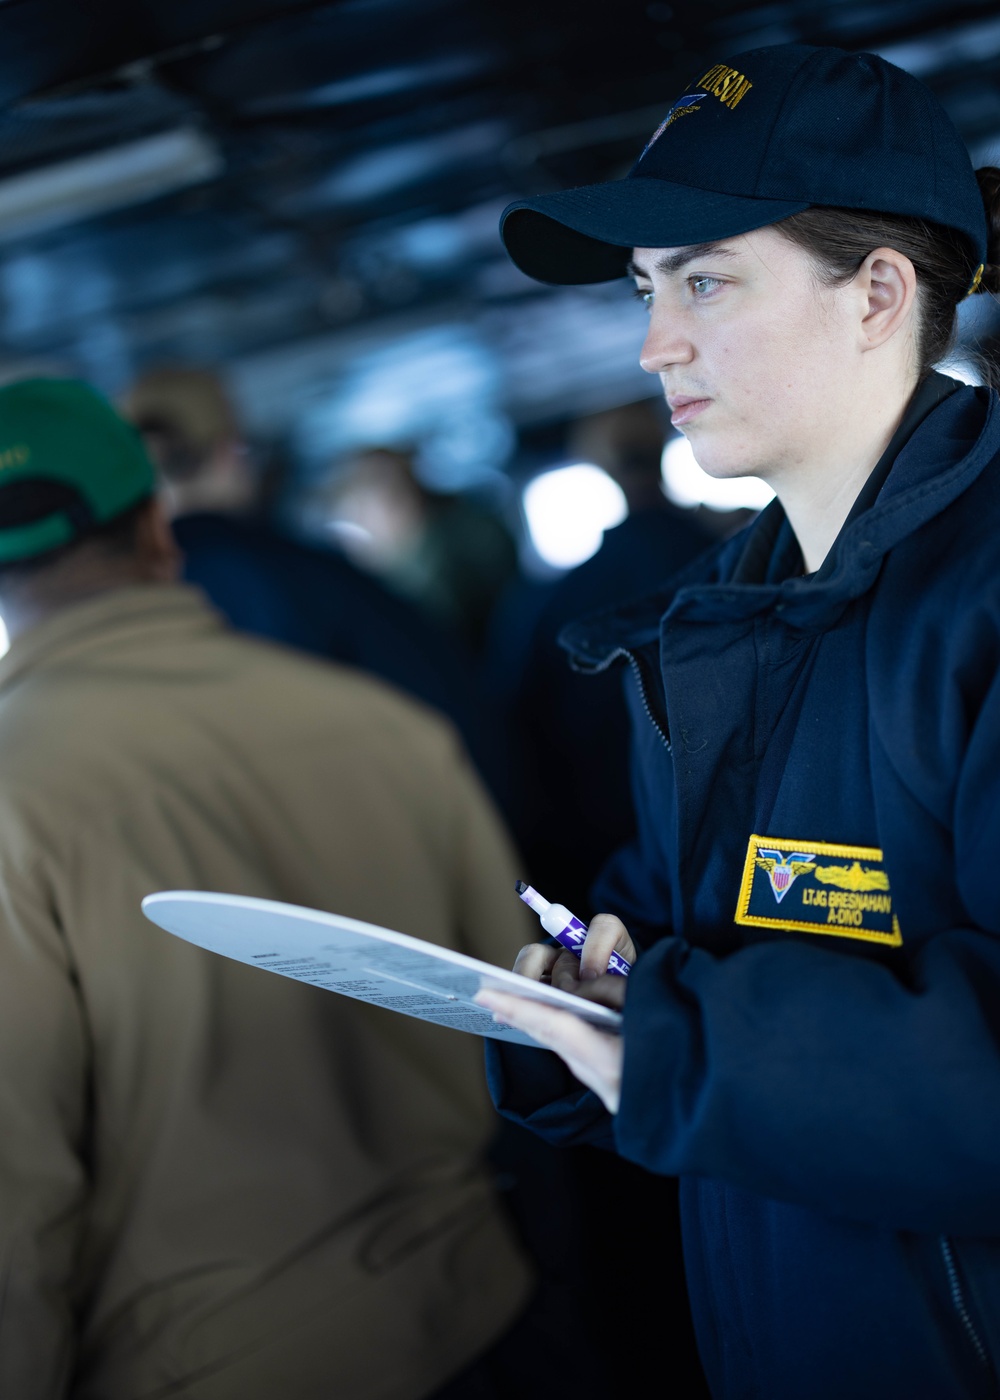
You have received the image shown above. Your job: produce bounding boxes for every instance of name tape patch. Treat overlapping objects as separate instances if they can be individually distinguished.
[735,834,901,946]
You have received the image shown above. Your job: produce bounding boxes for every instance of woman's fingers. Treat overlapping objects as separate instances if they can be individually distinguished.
[579,913,637,980]
[549,948,587,992]
[560,971,627,1010]
[549,952,626,1008]
[512,942,561,981]
[474,989,624,1114]
[511,914,636,999]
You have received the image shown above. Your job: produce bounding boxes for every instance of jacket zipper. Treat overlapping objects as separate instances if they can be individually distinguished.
[627,651,671,751]
[573,644,671,750]
[940,1236,993,1378]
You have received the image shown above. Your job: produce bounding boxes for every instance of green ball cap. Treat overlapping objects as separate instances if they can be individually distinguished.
[0,378,156,563]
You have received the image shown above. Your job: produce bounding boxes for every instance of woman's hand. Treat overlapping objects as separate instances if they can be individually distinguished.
[474,988,624,1114]
[511,941,561,982]
[474,911,636,1114]
[578,912,637,980]
[509,912,636,1009]
[548,912,635,1010]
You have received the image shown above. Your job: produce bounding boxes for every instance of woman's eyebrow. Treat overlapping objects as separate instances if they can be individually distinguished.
[627,242,740,279]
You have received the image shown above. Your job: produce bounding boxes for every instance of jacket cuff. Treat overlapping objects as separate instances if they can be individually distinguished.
[612,936,695,1174]
[485,1040,615,1149]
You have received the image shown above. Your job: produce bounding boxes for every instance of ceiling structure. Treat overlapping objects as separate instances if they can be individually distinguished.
[0,0,998,482]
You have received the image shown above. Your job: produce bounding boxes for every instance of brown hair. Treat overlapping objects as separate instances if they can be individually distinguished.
[772,166,1000,379]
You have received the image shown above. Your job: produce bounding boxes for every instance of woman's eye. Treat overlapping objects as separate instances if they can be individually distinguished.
[633,287,655,310]
[690,275,723,297]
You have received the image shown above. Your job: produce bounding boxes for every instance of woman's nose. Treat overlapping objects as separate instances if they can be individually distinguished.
[639,309,692,375]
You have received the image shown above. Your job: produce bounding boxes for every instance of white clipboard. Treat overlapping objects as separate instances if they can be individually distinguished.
[142,891,623,1050]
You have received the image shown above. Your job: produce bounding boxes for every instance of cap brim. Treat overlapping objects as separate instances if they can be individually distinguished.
[501,178,811,285]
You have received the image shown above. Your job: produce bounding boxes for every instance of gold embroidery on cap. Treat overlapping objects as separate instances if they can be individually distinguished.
[696,63,753,109]
[666,104,702,129]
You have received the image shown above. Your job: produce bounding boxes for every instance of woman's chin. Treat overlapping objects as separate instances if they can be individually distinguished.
[690,447,760,482]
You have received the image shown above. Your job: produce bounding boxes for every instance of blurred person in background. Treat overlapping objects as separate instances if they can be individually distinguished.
[324,445,518,654]
[124,367,593,1344]
[121,364,254,519]
[122,366,508,807]
[0,376,553,1400]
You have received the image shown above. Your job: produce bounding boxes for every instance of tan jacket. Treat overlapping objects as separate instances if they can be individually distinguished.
[0,585,534,1400]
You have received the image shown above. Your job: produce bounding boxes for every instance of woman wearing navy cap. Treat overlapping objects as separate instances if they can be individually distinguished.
[476,44,1000,1400]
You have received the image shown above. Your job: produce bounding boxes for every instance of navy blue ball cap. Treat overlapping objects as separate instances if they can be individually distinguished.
[501,43,988,286]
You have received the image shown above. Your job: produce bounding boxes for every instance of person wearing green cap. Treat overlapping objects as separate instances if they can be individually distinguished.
[0,379,177,639]
[0,378,158,563]
[0,378,541,1397]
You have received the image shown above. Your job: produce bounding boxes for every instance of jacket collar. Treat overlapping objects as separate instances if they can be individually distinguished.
[0,584,221,694]
[562,381,999,669]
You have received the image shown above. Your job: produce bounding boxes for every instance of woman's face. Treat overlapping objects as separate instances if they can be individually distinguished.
[631,226,866,487]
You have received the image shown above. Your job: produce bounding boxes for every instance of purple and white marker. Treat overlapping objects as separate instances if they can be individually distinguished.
[515,880,631,977]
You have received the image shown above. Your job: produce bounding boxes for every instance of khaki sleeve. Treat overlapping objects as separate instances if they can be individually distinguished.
[445,743,538,970]
[0,837,89,1398]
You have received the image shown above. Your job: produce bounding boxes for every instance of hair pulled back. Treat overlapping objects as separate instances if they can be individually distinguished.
[773,166,1000,379]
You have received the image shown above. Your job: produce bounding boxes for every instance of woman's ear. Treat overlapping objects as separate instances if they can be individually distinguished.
[857,246,918,350]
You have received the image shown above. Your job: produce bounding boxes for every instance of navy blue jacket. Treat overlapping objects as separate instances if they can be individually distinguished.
[492,504,714,917]
[488,379,1000,1399]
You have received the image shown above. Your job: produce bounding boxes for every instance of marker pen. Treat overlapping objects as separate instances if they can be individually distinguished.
[515,880,631,977]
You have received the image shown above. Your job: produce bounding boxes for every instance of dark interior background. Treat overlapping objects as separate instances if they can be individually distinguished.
[3,11,997,1393]
[0,0,998,493]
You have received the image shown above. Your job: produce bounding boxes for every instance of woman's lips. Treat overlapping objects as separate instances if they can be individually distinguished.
[669,397,712,427]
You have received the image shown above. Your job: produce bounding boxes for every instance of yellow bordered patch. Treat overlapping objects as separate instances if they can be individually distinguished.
[735,834,902,946]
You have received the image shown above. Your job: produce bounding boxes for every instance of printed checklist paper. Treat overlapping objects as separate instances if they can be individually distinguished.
[142,890,623,1049]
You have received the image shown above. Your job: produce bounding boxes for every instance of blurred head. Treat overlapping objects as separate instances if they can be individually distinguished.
[121,366,255,518]
[322,447,429,569]
[0,378,178,639]
[567,400,669,510]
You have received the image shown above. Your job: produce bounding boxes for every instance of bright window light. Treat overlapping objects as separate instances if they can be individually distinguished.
[523,463,628,569]
[0,615,8,659]
[661,436,774,512]
[0,128,222,244]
